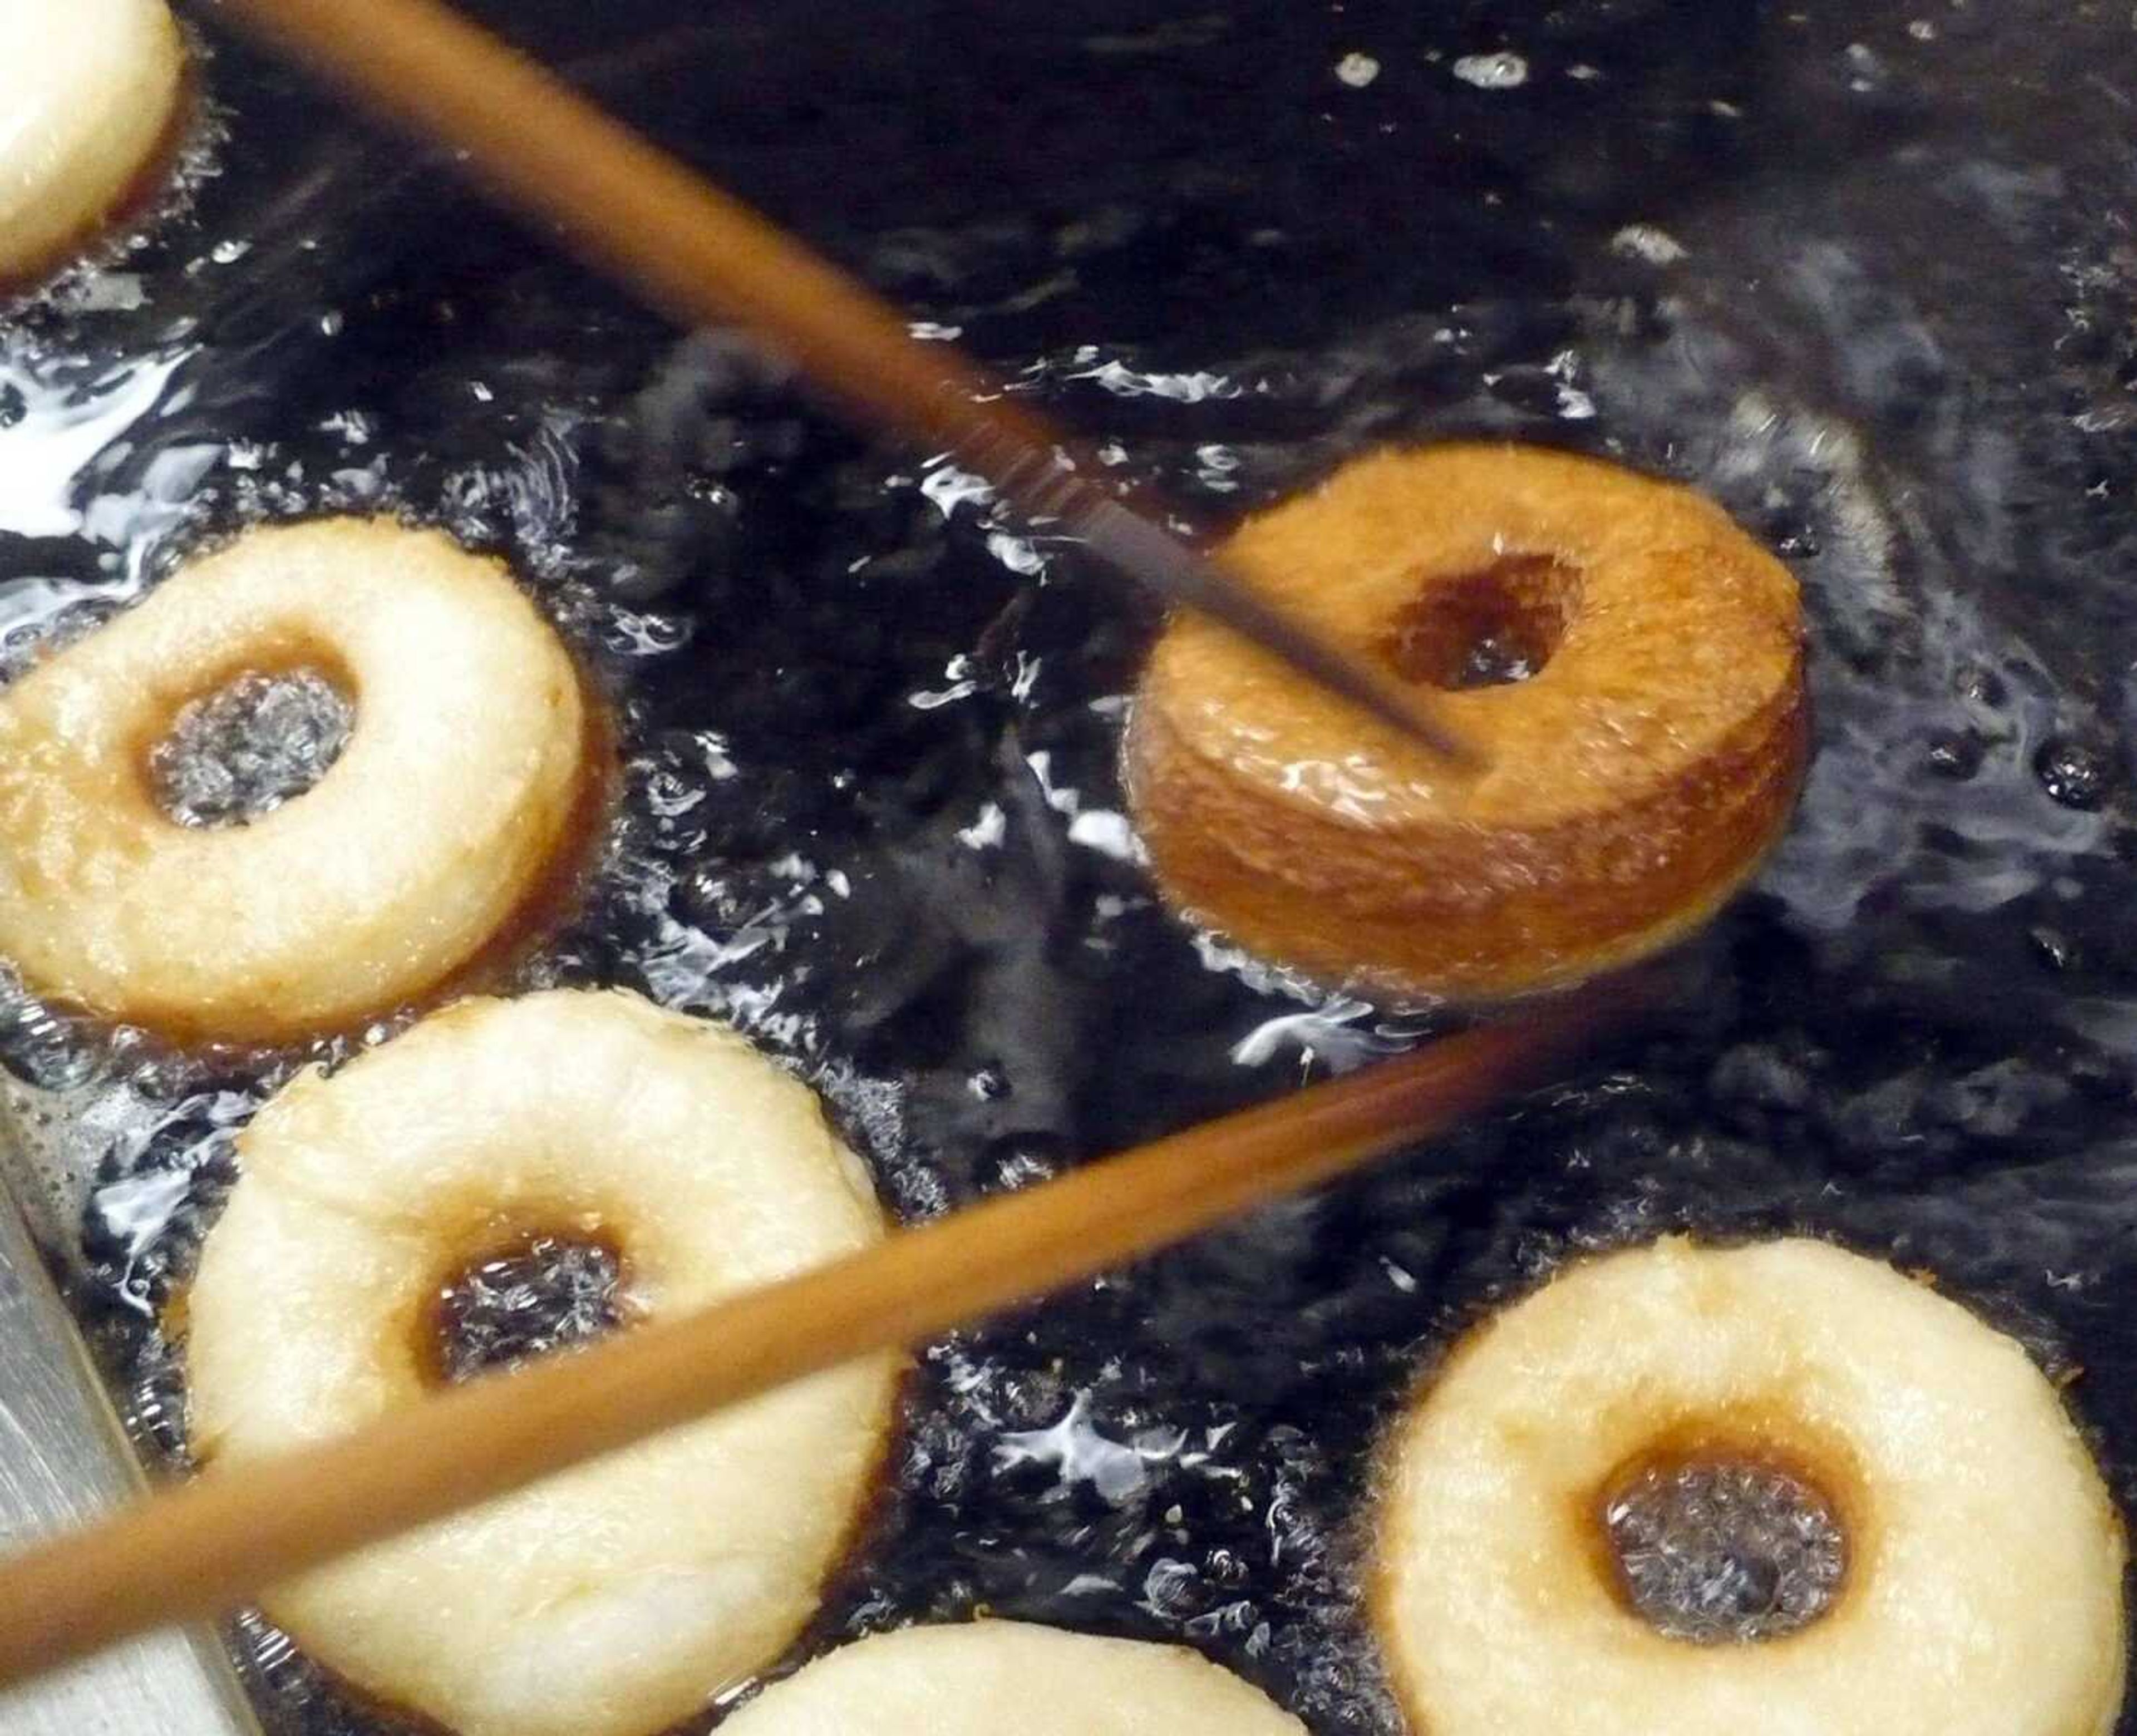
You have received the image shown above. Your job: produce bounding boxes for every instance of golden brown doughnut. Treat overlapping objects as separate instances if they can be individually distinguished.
[1125,444,1808,1000]
[1372,1237,2127,1736]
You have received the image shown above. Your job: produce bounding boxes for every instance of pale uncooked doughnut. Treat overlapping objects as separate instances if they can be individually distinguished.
[1127,445,1807,1001]
[186,990,899,1736]
[720,1621,1307,1735]
[0,0,186,284]
[0,519,593,1040]
[1373,1237,2126,1736]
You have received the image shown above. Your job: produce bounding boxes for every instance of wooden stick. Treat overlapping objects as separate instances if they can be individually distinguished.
[0,989,1636,1688]
[199,0,1483,766]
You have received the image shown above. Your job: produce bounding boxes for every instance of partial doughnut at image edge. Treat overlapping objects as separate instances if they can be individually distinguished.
[0,0,194,290]
[718,1620,1307,1734]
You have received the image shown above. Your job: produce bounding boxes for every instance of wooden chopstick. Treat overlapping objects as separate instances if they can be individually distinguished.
[0,987,1640,1689]
[199,0,1483,766]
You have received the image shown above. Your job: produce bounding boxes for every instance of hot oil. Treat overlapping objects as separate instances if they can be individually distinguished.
[0,0,2134,1731]
[427,1231,630,1385]
[1604,1459,1846,1644]
[149,668,354,827]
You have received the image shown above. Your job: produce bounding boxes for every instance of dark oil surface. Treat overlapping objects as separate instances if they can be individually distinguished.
[0,1,2134,1731]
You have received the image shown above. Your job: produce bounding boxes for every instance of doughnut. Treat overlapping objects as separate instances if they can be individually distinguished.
[1372,1237,2126,1736]
[184,989,899,1736]
[1125,445,1808,1000]
[0,518,597,1042]
[719,1621,1307,1735]
[0,0,186,287]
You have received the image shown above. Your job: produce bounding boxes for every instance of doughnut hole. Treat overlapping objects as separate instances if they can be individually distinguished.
[425,1224,637,1385]
[1574,1417,1868,1648]
[1377,553,1581,690]
[146,664,355,828]
[1599,1446,1848,1643]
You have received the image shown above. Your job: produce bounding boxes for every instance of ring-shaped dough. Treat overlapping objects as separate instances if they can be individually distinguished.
[0,519,595,1041]
[1126,445,1808,1000]
[720,1621,1306,1735]
[185,989,900,1736]
[0,0,186,286]
[1372,1237,2126,1736]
